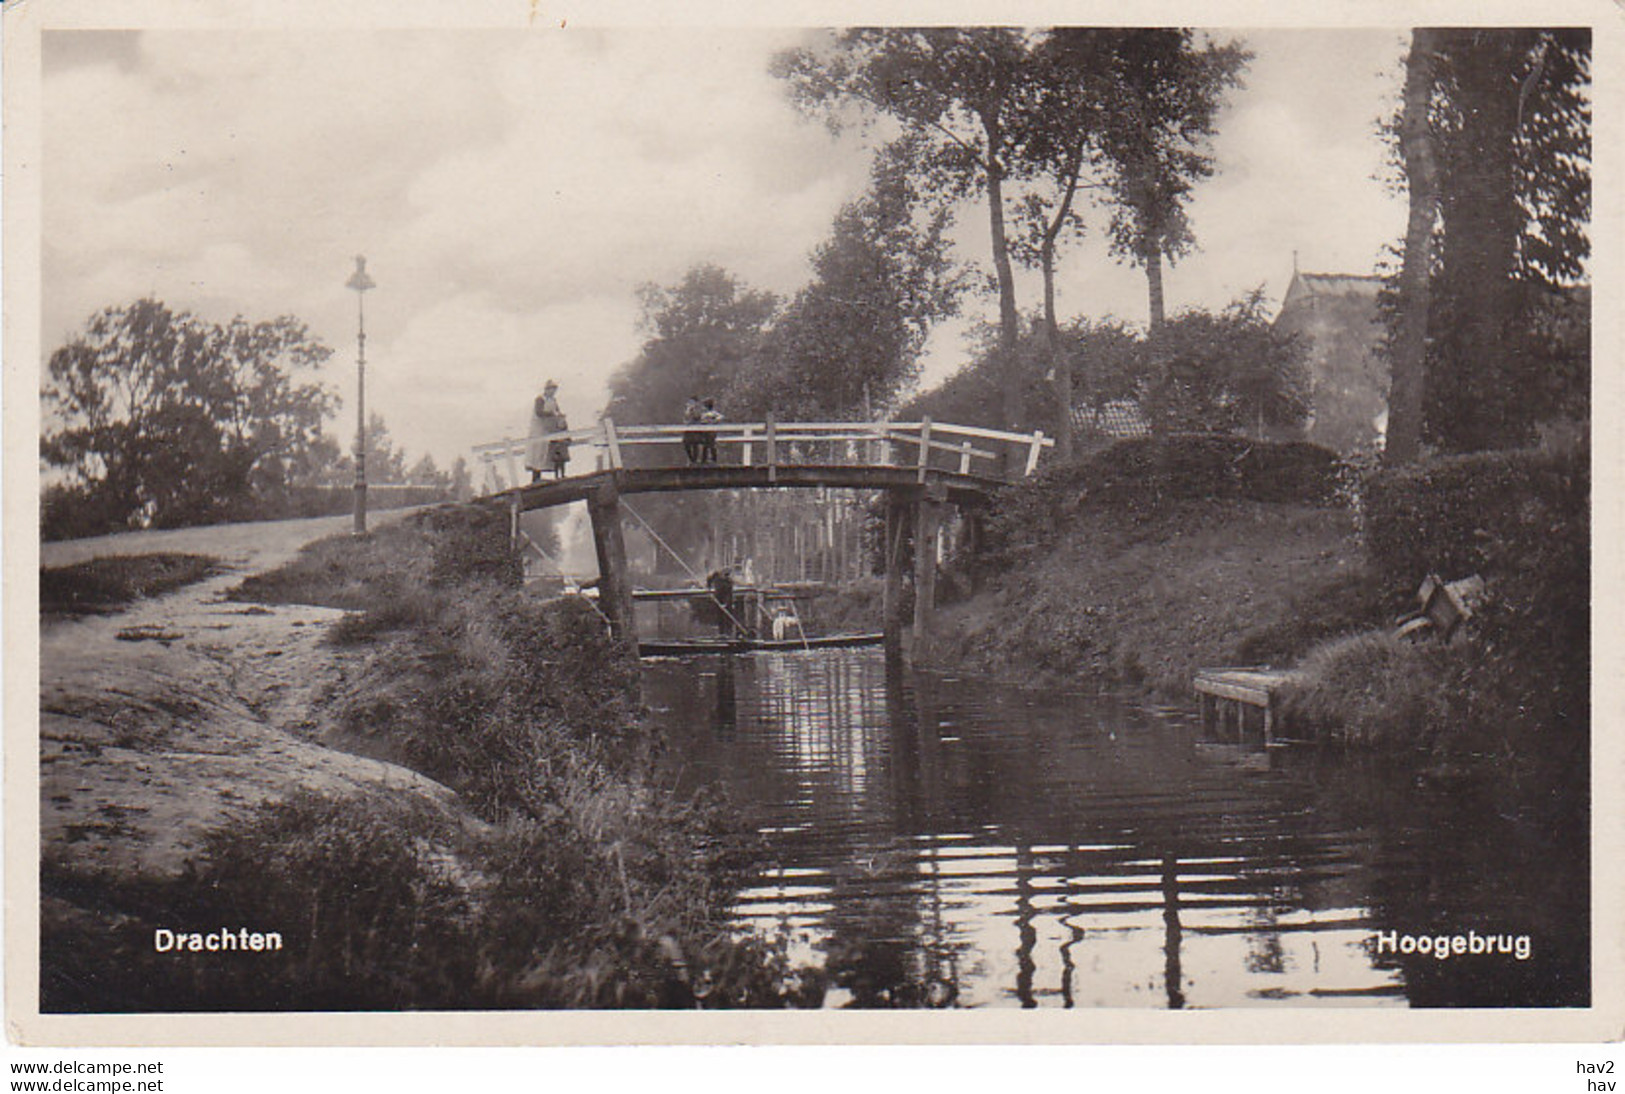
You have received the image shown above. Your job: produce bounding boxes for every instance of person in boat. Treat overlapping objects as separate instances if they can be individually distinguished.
[525,380,563,484]
[706,569,736,636]
[682,395,704,466]
[771,606,793,642]
[699,397,723,464]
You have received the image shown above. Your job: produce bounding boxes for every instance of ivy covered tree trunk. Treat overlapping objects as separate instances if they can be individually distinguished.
[1427,29,1531,452]
[1386,28,1441,467]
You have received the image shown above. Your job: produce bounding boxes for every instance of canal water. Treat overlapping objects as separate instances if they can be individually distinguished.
[644,649,1588,1009]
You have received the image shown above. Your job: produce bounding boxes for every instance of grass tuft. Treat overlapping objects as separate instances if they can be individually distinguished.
[41,554,219,617]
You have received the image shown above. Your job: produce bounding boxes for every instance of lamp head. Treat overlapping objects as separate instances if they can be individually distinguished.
[346,255,376,293]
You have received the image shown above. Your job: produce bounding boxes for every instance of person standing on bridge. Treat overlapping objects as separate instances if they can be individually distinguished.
[699,397,723,464]
[682,395,704,466]
[526,380,565,484]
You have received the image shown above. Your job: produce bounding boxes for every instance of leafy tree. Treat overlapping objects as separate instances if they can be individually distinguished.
[602,265,778,576]
[41,298,334,534]
[1089,31,1249,337]
[448,456,474,502]
[732,138,963,420]
[774,28,1032,426]
[1006,30,1114,459]
[326,413,410,486]
[897,314,1143,447]
[1144,292,1308,435]
[408,454,449,488]
[898,322,1053,438]
[903,294,1302,454]
[604,265,778,435]
[1067,317,1148,415]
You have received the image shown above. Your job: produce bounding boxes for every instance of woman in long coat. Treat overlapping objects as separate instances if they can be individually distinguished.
[526,380,562,483]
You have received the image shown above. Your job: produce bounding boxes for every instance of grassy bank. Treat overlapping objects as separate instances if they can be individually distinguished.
[930,437,1587,766]
[40,553,219,616]
[46,506,818,1011]
[932,438,1383,695]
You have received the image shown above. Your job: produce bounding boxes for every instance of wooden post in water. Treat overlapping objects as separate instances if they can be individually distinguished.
[882,493,908,663]
[586,480,637,649]
[912,494,945,657]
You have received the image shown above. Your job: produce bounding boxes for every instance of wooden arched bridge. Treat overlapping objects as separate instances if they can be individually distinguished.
[472,417,1053,655]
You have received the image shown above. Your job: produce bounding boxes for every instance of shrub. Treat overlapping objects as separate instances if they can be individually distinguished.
[1362,447,1588,758]
[181,791,478,1010]
[470,778,798,1008]
[419,504,522,588]
[41,483,136,542]
[1275,630,1469,749]
[230,503,520,617]
[332,592,640,820]
[1362,446,1587,593]
[977,435,1342,567]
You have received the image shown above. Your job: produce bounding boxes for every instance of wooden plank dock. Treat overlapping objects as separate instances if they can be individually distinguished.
[1193,667,1300,747]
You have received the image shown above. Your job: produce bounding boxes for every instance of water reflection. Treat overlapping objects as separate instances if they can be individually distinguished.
[646,649,1587,1009]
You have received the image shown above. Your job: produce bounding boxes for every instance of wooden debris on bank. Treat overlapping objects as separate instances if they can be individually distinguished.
[1396,573,1487,643]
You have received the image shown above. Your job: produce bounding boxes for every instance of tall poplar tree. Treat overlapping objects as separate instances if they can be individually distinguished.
[774,28,1031,427]
[1385,28,1443,466]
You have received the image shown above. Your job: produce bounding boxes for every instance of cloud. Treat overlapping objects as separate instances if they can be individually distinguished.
[43,28,871,467]
[41,26,1412,470]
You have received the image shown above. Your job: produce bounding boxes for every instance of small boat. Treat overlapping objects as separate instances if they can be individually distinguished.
[637,632,884,657]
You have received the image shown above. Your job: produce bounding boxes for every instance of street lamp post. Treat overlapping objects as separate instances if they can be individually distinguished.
[346,255,376,535]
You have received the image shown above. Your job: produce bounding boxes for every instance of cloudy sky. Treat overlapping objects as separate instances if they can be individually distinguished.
[42,24,1410,472]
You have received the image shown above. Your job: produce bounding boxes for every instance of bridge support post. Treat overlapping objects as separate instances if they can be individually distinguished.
[882,493,908,664]
[912,494,945,658]
[586,480,638,650]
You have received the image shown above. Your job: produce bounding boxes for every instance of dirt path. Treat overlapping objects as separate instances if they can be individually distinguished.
[39,510,459,885]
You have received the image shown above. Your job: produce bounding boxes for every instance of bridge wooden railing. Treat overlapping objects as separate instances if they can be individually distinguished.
[471,417,1053,494]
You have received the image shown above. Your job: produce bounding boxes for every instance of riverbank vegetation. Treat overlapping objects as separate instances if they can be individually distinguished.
[224,505,820,1008]
[931,435,1587,769]
[1277,446,1587,764]
[934,437,1381,693]
[46,506,819,1011]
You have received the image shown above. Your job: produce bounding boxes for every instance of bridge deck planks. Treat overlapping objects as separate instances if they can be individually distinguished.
[487,464,1001,513]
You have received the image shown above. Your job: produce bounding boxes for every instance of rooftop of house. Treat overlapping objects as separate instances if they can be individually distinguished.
[1280,270,1384,310]
[1071,399,1153,439]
